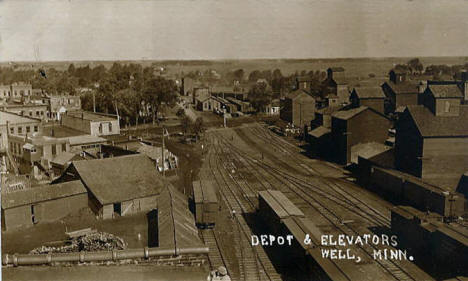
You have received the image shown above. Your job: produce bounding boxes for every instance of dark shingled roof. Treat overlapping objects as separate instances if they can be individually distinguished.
[406,105,468,137]
[2,181,86,209]
[332,106,368,120]
[384,81,419,94]
[427,84,463,98]
[352,87,385,99]
[72,154,163,205]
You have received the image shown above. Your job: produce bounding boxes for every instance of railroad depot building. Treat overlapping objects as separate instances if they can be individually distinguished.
[280,89,316,128]
[60,111,120,137]
[56,154,163,220]
[330,106,392,164]
[1,180,88,231]
[395,104,468,190]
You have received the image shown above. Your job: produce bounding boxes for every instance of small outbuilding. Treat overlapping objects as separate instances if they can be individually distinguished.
[1,180,88,231]
[57,154,164,219]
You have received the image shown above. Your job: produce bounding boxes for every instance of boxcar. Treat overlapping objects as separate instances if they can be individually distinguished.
[193,180,218,228]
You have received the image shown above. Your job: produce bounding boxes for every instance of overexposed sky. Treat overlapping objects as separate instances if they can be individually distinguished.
[1,0,467,61]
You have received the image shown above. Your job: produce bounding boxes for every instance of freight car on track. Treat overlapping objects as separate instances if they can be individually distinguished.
[193,180,218,229]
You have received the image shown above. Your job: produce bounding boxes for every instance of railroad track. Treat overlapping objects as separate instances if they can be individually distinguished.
[215,132,390,227]
[211,132,419,281]
[206,135,282,281]
[200,229,228,271]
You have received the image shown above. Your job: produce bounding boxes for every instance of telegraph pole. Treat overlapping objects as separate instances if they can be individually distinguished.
[162,125,165,177]
[223,106,227,128]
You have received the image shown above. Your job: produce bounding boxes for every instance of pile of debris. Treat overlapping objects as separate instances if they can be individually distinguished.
[30,228,127,254]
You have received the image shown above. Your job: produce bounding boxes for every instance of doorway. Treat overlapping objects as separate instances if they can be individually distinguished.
[113,203,122,216]
[31,205,38,224]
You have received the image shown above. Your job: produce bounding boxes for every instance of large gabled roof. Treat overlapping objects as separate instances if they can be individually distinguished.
[405,105,468,137]
[286,88,313,100]
[427,84,463,98]
[352,86,385,99]
[332,106,368,120]
[383,81,419,94]
[71,154,164,205]
[157,185,204,248]
[2,181,87,209]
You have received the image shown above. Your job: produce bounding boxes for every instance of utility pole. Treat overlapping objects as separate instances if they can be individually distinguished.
[162,125,165,178]
[223,106,227,128]
[93,92,96,113]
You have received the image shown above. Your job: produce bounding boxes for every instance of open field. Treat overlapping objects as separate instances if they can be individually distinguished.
[4,57,468,79]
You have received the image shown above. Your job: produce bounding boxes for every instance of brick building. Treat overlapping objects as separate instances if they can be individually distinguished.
[1,103,49,120]
[0,111,42,150]
[47,95,82,120]
[11,83,32,100]
[60,111,120,137]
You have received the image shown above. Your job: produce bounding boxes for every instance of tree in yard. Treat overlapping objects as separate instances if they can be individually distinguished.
[193,117,205,139]
[181,115,192,136]
[407,58,424,74]
[248,82,272,113]
[115,88,141,129]
[143,76,178,124]
[233,69,245,82]
[248,70,262,82]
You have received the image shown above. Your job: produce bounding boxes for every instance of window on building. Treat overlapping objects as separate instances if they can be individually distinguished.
[34,126,38,132]
[62,143,66,152]
[445,101,450,112]
[26,126,30,133]
[52,145,57,155]
[36,111,39,116]
[99,124,103,134]
[18,127,22,134]
[109,122,113,132]
[10,127,14,134]
[29,111,32,116]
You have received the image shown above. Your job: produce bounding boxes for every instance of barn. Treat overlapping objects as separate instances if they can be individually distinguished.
[56,154,164,219]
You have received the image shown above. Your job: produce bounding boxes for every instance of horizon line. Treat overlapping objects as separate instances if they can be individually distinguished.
[2,55,468,64]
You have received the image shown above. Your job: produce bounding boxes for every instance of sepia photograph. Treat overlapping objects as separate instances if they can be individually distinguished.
[0,0,467,280]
